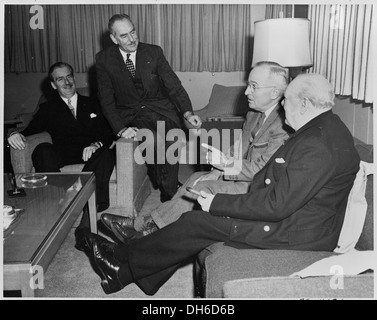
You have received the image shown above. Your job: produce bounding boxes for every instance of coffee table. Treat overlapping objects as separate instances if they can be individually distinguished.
[3,172,97,297]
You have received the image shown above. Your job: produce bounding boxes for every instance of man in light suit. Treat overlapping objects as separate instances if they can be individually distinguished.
[8,62,115,251]
[85,73,360,295]
[96,14,202,202]
[101,61,292,241]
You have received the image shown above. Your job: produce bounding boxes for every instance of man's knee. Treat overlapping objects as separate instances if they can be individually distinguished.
[32,143,61,172]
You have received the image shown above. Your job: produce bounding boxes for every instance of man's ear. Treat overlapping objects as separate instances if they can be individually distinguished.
[300,97,311,114]
[110,33,118,45]
[271,87,280,100]
[51,82,57,90]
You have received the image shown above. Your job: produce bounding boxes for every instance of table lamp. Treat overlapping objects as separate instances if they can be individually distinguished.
[252,18,313,79]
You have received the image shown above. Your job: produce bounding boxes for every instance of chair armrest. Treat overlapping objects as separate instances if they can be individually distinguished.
[223,274,374,299]
[10,132,52,173]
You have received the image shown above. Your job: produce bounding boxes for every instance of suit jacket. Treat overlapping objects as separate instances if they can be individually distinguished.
[21,94,114,161]
[223,103,290,181]
[96,43,193,134]
[210,110,360,252]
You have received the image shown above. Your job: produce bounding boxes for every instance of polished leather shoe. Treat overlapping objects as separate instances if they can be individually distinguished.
[111,222,143,244]
[92,241,125,294]
[84,232,117,259]
[101,213,134,233]
[74,227,90,252]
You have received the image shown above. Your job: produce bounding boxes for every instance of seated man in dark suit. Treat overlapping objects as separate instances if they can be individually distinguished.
[7,62,116,251]
[84,73,360,296]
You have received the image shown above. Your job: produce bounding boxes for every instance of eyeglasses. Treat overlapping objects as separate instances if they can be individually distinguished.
[247,83,275,92]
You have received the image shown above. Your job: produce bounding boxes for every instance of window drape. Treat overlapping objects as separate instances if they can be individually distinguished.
[160,4,254,72]
[309,4,373,103]
[265,4,294,18]
[5,5,161,73]
[5,4,255,73]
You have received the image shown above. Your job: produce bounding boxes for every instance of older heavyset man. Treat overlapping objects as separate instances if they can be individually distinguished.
[100,61,292,242]
[96,14,202,202]
[85,73,360,295]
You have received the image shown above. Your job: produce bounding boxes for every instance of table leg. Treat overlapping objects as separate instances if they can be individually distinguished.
[88,191,97,234]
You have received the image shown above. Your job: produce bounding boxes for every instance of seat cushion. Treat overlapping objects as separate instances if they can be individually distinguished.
[61,164,117,182]
[200,243,336,298]
[205,84,249,119]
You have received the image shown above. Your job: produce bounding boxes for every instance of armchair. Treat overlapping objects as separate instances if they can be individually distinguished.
[8,88,151,216]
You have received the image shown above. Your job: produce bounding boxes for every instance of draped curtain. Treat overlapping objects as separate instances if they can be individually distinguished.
[265,4,294,19]
[309,4,373,103]
[160,4,254,71]
[5,4,254,73]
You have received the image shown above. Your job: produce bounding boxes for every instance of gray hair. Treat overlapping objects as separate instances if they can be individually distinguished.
[293,73,335,109]
[108,14,134,35]
[254,61,289,95]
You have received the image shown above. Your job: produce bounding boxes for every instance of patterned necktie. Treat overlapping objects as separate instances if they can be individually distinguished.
[67,99,76,119]
[250,112,266,139]
[126,53,136,78]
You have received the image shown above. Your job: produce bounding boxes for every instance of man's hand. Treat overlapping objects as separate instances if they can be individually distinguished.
[202,143,230,171]
[8,132,26,150]
[82,145,99,162]
[121,127,139,139]
[193,170,222,186]
[197,191,215,212]
[186,114,202,129]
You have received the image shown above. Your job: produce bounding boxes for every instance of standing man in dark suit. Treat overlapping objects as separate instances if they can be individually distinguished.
[84,73,360,295]
[100,61,292,241]
[96,14,202,203]
[8,62,115,251]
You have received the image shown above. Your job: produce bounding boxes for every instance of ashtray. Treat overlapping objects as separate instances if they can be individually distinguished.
[21,174,48,188]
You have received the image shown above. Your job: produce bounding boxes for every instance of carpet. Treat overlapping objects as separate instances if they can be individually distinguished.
[37,164,199,299]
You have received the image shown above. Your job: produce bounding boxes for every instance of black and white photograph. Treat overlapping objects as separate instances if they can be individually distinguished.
[1,0,375,302]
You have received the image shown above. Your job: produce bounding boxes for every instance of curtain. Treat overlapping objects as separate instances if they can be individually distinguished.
[160,4,254,72]
[5,4,255,73]
[5,5,160,73]
[265,4,294,19]
[309,4,373,103]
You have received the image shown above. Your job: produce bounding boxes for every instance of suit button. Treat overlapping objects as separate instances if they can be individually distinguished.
[141,105,146,108]
[265,178,271,185]
[234,225,238,233]
[264,225,270,232]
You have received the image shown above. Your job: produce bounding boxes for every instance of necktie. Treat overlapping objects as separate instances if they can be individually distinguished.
[126,53,136,78]
[250,112,265,139]
[67,99,76,119]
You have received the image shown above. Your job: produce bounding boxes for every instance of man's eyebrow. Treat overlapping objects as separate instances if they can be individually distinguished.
[120,28,136,37]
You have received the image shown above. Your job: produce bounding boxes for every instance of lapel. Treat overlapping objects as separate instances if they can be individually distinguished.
[136,43,153,89]
[252,103,281,144]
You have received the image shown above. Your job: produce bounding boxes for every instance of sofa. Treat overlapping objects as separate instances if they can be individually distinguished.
[194,137,374,299]
[9,87,151,216]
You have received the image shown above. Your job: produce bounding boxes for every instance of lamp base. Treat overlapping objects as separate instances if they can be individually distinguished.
[7,188,26,198]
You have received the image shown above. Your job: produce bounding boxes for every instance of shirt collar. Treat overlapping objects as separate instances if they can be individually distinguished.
[61,92,78,107]
[119,48,137,66]
[263,103,278,120]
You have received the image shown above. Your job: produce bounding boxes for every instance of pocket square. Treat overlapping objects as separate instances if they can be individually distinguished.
[275,158,285,163]
[90,113,97,118]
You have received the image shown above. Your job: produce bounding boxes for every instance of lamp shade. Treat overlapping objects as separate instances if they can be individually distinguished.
[252,18,313,68]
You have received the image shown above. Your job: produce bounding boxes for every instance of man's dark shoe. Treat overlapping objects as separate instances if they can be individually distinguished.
[85,232,117,259]
[74,227,90,252]
[92,241,125,294]
[101,213,134,232]
[111,222,143,244]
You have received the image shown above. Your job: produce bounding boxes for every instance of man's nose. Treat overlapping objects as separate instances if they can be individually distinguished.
[245,86,251,95]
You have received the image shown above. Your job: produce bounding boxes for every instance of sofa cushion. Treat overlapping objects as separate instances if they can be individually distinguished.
[200,243,336,298]
[223,274,374,298]
[205,84,249,119]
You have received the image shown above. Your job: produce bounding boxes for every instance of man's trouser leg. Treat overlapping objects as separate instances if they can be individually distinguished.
[115,210,234,295]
